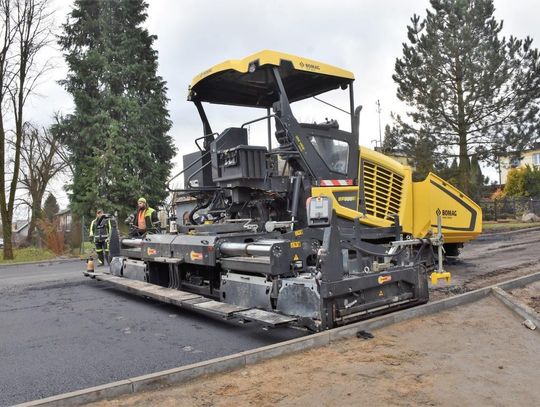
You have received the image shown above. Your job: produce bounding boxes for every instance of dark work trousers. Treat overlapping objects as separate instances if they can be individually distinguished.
[95,240,109,265]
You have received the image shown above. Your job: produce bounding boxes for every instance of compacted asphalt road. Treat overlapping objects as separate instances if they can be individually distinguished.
[4,228,538,406]
[0,260,306,406]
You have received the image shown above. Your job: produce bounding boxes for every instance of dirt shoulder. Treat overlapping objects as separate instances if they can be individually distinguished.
[510,280,540,313]
[431,228,540,301]
[88,296,539,407]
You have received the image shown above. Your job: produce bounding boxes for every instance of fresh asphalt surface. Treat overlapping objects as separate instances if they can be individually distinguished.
[0,260,307,406]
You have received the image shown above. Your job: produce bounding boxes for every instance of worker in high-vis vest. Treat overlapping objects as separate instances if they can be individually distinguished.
[131,197,159,237]
[89,209,112,266]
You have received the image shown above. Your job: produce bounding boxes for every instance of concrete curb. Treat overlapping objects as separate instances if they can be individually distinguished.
[15,270,540,407]
[491,286,540,330]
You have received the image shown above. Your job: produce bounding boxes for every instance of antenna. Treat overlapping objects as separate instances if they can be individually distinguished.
[376,99,382,146]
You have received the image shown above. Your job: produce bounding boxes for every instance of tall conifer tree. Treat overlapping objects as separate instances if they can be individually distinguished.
[55,0,175,216]
[393,0,540,195]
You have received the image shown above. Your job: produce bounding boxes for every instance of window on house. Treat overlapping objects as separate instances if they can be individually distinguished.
[65,214,72,232]
[510,157,521,168]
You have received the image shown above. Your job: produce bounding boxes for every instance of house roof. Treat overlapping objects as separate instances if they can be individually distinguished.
[501,143,540,157]
[55,208,71,216]
[12,221,29,233]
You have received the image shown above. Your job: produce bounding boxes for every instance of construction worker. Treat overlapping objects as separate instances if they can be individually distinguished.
[130,197,159,237]
[89,209,111,266]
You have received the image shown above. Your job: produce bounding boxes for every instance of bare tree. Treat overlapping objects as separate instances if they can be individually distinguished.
[17,122,68,244]
[0,0,53,259]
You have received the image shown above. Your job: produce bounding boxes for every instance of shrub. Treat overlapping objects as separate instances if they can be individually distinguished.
[36,218,64,255]
[490,188,505,201]
[504,165,540,198]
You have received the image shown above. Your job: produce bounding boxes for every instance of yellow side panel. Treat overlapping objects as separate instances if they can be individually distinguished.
[311,148,482,245]
[311,147,415,232]
[412,173,482,243]
[357,148,414,233]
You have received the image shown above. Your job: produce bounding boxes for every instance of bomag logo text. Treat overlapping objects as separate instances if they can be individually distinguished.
[198,68,213,78]
[299,61,320,71]
[437,208,457,217]
[338,196,355,202]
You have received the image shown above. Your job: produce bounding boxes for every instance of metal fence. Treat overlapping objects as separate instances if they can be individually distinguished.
[479,197,540,221]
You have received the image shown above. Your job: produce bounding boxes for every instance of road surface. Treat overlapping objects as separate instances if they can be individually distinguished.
[2,227,539,406]
[0,260,306,406]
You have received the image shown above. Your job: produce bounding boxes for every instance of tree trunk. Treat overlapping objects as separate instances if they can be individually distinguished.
[2,212,13,259]
[455,57,470,195]
[458,131,470,195]
[26,198,42,245]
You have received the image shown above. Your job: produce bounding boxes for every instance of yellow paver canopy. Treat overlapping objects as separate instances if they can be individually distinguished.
[188,50,355,108]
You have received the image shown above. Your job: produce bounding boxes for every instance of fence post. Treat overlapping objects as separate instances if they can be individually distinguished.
[494,200,498,222]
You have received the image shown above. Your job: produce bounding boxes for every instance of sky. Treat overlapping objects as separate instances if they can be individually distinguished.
[21,0,540,210]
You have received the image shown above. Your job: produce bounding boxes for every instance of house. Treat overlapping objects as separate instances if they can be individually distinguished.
[12,220,29,245]
[54,209,72,233]
[499,144,540,184]
[374,147,416,170]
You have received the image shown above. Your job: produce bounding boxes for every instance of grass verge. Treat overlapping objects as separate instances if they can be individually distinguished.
[0,247,57,264]
[483,221,539,232]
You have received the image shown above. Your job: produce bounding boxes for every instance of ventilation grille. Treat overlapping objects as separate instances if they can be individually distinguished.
[362,160,403,221]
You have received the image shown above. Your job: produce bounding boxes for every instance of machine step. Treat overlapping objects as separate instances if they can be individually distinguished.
[89,272,201,303]
[234,308,297,326]
[85,272,296,326]
[191,300,249,318]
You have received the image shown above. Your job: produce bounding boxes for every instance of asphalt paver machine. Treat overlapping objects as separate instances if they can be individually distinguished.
[89,51,482,331]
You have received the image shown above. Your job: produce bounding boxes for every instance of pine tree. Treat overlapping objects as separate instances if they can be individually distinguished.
[382,116,445,181]
[54,0,175,217]
[43,194,60,221]
[381,124,402,154]
[393,0,540,195]
[469,155,485,200]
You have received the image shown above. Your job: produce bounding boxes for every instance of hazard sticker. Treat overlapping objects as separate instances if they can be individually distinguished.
[190,251,203,261]
[147,248,157,255]
[378,275,392,284]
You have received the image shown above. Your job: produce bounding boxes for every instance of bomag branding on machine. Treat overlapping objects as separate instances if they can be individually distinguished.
[299,61,321,71]
[438,208,458,217]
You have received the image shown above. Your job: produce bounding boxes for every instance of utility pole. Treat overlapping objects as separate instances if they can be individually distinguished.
[376,100,382,146]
